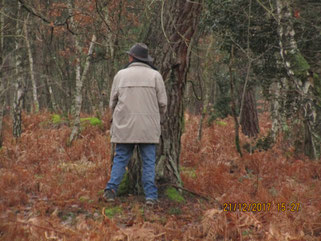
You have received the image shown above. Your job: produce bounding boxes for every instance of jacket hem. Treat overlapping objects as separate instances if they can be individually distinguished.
[111,140,159,144]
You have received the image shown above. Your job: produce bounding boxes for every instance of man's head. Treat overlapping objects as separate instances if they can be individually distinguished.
[126,43,154,63]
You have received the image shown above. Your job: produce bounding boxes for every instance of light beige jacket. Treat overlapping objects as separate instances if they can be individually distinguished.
[109,62,167,143]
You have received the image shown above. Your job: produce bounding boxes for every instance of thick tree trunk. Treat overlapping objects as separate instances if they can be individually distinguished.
[276,0,321,159]
[240,87,259,138]
[155,0,202,186]
[13,2,24,138]
[127,146,143,195]
[126,0,202,192]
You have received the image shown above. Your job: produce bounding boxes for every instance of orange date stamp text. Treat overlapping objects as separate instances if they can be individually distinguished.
[223,202,301,212]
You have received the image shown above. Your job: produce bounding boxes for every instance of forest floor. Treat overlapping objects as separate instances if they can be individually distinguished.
[0,111,320,240]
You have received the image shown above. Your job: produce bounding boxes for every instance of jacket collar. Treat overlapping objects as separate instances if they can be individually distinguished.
[127,62,152,69]
[123,59,158,70]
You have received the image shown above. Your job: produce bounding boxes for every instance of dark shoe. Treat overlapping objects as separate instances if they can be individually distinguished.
[103,189,116,202]
[145,199,158,206]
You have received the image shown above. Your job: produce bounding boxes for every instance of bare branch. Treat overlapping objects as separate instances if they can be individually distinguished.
[18,0,75,35]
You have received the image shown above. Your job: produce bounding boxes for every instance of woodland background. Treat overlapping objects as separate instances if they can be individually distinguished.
[0,0,321,240]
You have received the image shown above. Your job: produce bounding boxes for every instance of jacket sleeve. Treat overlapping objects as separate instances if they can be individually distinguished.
[155,72,167,116]
[109,74,119,113]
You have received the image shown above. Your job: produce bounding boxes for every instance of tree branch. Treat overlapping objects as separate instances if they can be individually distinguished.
[18,0,75,35]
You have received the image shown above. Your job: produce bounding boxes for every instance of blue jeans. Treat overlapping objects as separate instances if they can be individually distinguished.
[105,143,158,200]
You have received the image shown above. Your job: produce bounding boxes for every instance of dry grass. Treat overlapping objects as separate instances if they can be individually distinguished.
[0,111,320,240]
[181,112,321,241]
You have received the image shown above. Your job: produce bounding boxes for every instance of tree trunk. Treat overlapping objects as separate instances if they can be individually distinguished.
[270,81,281,140]
[46,76,58,112]
[100,2,119,109]
[68,34,96,144]
[67,0,96,144]
[198,35,214,140]
[240,87,259,138]
[24,14,39,113]
[0,83,5,147]
[155,0,202,186]
[0,0,6,146]
[276,0,321,159]
[127,146,143,195]
[13,1,24,138]
[229,45,242,157]
[125,0,202,192]
[198,92,209,141]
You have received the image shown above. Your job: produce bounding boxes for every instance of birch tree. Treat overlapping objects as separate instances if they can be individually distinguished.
[68,33,96,144]
[23,14,39,113]
[67,0,96,144]
[13,1,25,138]
[276,0,321,159]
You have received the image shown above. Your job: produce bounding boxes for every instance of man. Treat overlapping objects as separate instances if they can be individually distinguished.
[103,43,167,205]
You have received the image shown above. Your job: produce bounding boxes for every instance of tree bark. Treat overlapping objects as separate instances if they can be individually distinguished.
[99,1,120,109]
[198,92,209,141]
[68,34,96,144]
[123,1,202,193]
[270,81,281,140]
[229,45,242,157]
[0,0,6,146]
[23,14,39,113]
[238,0,259,139]
[67,0,96,144]
[46,75,58,112]
[13,1,24,138]
[276,0,321,159]
[155,0,202,186]
[240,87,259,138]
[198,35,214,140]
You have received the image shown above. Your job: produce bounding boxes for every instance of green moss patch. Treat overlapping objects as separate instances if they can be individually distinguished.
[168,207,182,215]
[49,114,68,127]
[180,166,197,179]
[34,174,43,179]
[104,206,122,218]
[79,196,90,202]
[52,114,62,124]
[97,189,104,195]
[80,117,102,126]
[165,187,185,203]
[117,171,129,196]
[216,120,227,126]
[289,52,310,76]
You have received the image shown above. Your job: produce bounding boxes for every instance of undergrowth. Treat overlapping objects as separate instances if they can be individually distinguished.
[180,112,321,240]
[0,111,320,240]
